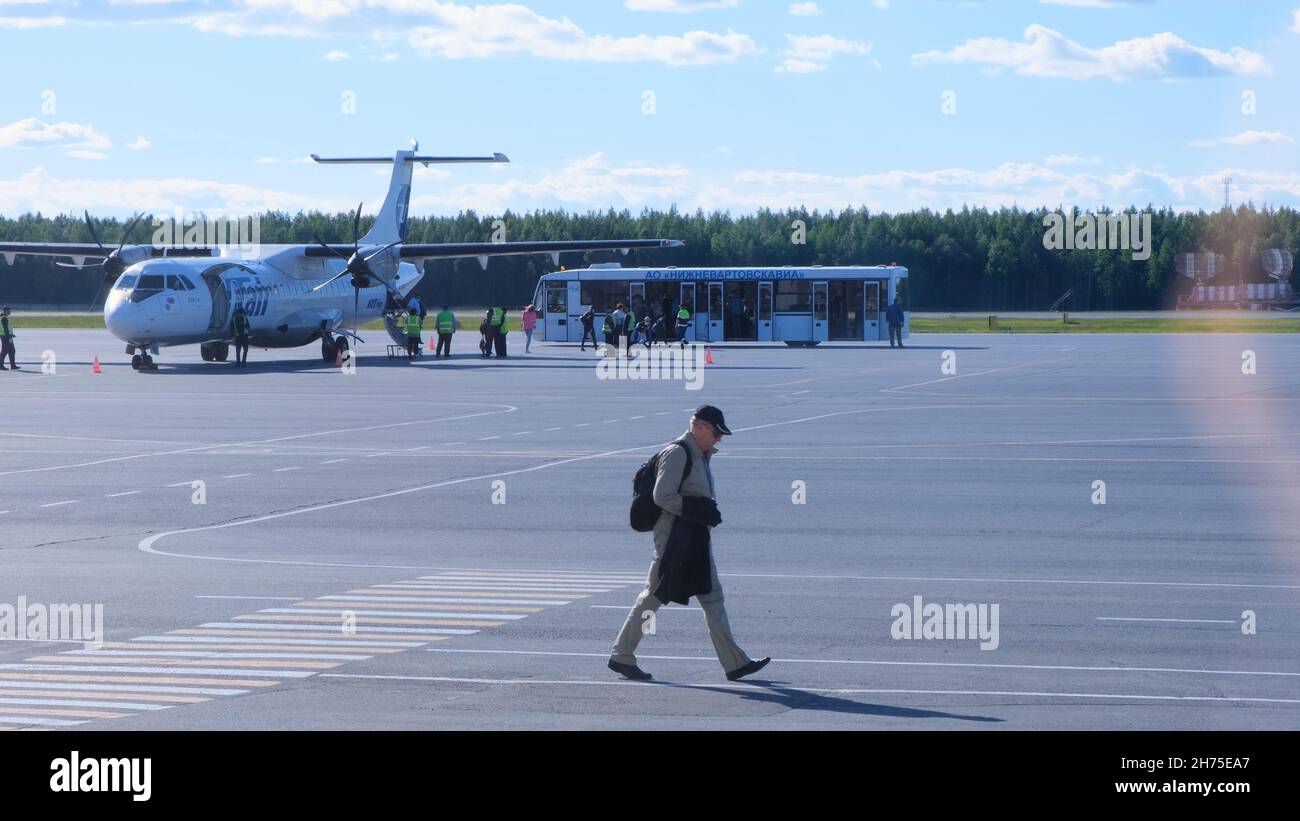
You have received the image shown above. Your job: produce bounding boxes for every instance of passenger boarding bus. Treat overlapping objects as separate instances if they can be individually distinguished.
[531,264,908,345]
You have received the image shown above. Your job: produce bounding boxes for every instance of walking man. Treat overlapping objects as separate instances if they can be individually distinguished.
[580,305,597,351]
[404,310,423,358]
[0,307,17,370]
[886,295,905,348]
[608,405,770,682]
[435,304,456,359]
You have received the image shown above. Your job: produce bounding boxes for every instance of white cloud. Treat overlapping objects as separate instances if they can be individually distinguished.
[189,1,760,66]
[914,24,1268,80]
[0,118,111,151]
[126,136,152,150]
[1293,8,1300,33]
[0,14,66,27]
[1189,130,1295,148]
[788,2,820,16]
[1044,154,1102,165]
[776,33,869,73]
[324,49,349,60]
[624,0,740,11]
[873,0,888,8]
[67,150,109,160]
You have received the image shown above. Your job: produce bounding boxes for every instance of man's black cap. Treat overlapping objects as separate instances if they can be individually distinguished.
[694,405,732,436]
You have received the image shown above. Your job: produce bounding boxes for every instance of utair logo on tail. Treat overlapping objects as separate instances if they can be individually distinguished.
[0,143,683,371]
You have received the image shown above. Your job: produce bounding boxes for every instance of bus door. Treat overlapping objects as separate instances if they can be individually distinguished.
[864,281,880,341]
[757,282,773,341]
[542,281,568,342]
[812,281,828,343]
[567,281,583,341]
[707,282,724,342]
[679,282,697,342]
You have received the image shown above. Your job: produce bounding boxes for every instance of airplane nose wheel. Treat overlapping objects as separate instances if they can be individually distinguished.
[130,354,156,371]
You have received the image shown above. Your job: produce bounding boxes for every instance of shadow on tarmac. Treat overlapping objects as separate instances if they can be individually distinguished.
[652,680,1003,723]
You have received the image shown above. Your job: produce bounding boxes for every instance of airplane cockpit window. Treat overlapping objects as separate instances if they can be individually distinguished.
[178,275,197,291]
[114,275,139,291]
[166,275,195,291]
[129,274,166,303]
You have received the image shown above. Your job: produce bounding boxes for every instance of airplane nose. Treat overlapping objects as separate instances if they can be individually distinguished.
[104,294,143,340]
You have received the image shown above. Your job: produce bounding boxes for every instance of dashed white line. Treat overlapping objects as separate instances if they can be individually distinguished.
[39,500,79,509]
[1097,617,1237,624]
[544,427,562,432]
[273,467,303,473]
[512,431,532,436]
[222,474,252,479]
[654,412,672,416]
[407,446,430,452]
[320,459,348,465]
[194,596,303,601]
[165,481,194,488]
[603,420,620,424]
[444,442,466,446]
[479,436,500,441]
[629,416,646,420]
[573,423,591,428]
[363,453,390,459]
[106,491,141,498]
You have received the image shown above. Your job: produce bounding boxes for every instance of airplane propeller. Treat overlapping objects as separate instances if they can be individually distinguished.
[310,202,404,300]
[57,211,147,310]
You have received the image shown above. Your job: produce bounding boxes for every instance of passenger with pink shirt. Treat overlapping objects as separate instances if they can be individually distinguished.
[522,304,538,353]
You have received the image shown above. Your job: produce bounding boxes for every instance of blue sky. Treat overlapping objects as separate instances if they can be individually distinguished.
[0,0,1296,219]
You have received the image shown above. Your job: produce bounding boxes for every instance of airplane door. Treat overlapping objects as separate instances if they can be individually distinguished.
[757,282,773,342]
[707,282,724,342]
[812,281,828,342]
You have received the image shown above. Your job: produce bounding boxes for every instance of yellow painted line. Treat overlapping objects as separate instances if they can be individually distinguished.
[26,656,340,670]
[233,615,506,628]
[353,589,585,600]
[104,642,403,654]
[0,689,208,704]
[169,629,448,643]
[296,601,544,614]
[0,672,278,688]
[0,707,129,719]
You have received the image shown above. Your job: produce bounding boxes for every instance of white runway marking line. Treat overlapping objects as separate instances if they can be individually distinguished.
[424,648,1300,680]
[629,416,646,420]
[165,481,196,488]
[325,595,572,606]
[881,357,1075,394]
[654,412,672,416]
[407,446,429,452]
[1097,617,1237,624]
[320,459,348,465]
[544,428,563,432]
[318,674,1300,707]
[134,635,419,649]
[257,608,527,621]
[512,431,532,436]
[198,622,478,636]
[363,453,390,458]
[0,680,245,697]
[443,442,466,446]
[479,436,501,441]
[0,696,174,712]
[0,405,519,478]
[0,716,85,727]
[195,596,304,601]
[221,474,253,479]
[0,664,313,678]
[61,650,372,661]
[39,500,79,508]
[573,423,591,428]
[590,605,702,612]
[273,467,303,473]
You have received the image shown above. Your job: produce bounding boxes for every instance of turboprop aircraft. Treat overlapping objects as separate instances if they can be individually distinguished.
[0,147,682,369]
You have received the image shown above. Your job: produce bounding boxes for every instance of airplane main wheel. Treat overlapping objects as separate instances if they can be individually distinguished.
[213,343,229,362]
[141,355,155,369]
[335,338,350,358]
[200,346,212,362]
[131,354,143,370]
[322,339,336,363]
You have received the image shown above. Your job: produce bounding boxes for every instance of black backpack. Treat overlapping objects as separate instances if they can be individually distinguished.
[630,440,693,532]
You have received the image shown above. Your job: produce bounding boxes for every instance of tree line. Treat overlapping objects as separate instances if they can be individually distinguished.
[1,204,1296,310]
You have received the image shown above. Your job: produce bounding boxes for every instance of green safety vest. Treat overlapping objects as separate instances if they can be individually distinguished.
[677,309,690,322]
[490,307,505,328]
[406,314,422,334]
[436,310,455,334]
[233,313,250,335]
[0,315,12,337]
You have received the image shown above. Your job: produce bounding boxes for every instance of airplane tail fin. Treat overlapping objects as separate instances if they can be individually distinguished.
[310,147,510,246]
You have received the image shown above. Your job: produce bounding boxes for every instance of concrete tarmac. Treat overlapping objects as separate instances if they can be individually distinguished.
[0,330,1297,730]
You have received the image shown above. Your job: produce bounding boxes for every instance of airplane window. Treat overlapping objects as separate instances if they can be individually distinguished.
[115,275,139,290]
[129,275,165,303]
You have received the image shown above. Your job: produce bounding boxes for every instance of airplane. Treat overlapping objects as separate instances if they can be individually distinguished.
[0,146,683,370]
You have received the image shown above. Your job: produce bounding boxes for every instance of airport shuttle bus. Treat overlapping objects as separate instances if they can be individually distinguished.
[531,264,909,345]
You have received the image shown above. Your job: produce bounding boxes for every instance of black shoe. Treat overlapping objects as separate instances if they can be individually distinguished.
[726,657,771,681]
[607,659,652,681]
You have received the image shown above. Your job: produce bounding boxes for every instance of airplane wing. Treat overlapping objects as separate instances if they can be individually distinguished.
[0,242,217,264]
[303,238,682,263]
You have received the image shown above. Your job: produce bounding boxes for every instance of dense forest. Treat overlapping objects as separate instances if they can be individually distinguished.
[1,204,1296,310]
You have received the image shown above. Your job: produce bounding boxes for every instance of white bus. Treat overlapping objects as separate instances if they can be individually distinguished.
[531,264,909,345]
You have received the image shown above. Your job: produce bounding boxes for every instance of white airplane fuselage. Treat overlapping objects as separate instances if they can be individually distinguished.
[103,245,419,351]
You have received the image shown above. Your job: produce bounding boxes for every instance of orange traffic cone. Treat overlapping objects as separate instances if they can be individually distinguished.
[92,356,102,374]
[705,347,713,365]
[428,337,435,352]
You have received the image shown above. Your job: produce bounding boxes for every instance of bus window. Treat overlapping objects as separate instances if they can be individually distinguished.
[709,284,724,321]
[867,281,880,314]
[774,280,810,312]
[580,281,627,312]
[895,277,908,307]
[545,283,567,316]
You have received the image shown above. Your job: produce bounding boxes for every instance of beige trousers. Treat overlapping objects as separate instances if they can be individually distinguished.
[610,549,749,674]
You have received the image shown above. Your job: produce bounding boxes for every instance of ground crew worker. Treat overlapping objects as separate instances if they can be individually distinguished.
[232,306,251,367]
[608,405,770,683]
[0,307,17,370]
[435,304,455,359]
[405,310,423,358]
[886,295,905,348]
[601,309,616,349]
[676,306,691,347]
[489,305,508,358]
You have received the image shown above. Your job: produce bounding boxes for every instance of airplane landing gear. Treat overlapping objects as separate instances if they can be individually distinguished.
[200,342,230,362]
[131,354,156,370]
